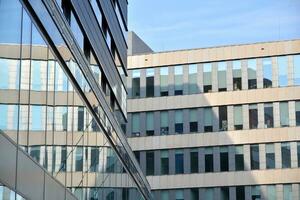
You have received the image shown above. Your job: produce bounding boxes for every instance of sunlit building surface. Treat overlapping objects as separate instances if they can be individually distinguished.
[0,0,152,200]
[127,39,300,200]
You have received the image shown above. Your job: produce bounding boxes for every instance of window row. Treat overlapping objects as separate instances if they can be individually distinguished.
[129,101,300,136]
[129,55,300,98]
[155,184,297,200]
[134,142,300,176]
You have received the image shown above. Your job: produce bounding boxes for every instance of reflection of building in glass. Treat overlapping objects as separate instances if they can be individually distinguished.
[0,1,152,200]
[127,36,300,199]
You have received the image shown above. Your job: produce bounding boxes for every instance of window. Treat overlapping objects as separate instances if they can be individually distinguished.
[220,187,229,200]
[296,101,300,126]
[90,0,102,29]
[236,186,245,200]
[30,146,40,163]
[134,151,140,164]
[281,142,291,168]
[175,110,183,134]
[146,68,154,97]
[280,102,289,127]
[219,106,228,131]
[106,148,115,173]
[189,109,198,132]
[278,56,288,87]
[263,58,272,88]
[190,149,198,173]
[205,148,214,172]
[90,147,99,172]
[190,188,199,200]
[174,66,183,95]
[70,11,84,51]
[203,63,212,93]
[298,142,300,167]
[175,150,184,174]
[233,61,242,90]
[266,144,275,169]
[188,64,198,94]
[31,60,46,91]
[30,106,45,131]
[175,190,184,200]
[264,103,274,128]
[234,105,243,130]
[283,184,292,200]
[0,104,17,131]
[161,191,169,200]
[249,104,258,129]
[131,113,140,136]
[160,111,169,135]
[60,147,67,172]
[160,67,169,96]
[55,63,68,91]
[146,112,154,136]
[248,59,257,89]
[77,107,84,131]
[267,185,276,200]
[204,107,213,132]
[205,188,214,200]
[220,147,229,171]
[235,146,244,171]
[161,150,169,175]
[218,62,227,91]
[294,55,300,85]
[75,147,83,171]
[251,186,261,200]
[132,70,140,98]
[250,145,259,170]
[146,151,154,175]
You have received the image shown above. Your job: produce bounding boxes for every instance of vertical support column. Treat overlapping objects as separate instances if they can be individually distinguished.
[245,186,251,200]
[289,101,296,127]
[260,185,267,200]
[275,143,282,169]
[227,61,233,91]
[140,112,146,137]
[212,62,218,92]
[257,58,263,89]
[258,103,264,129]
[154,111,160,136]
[229,187,236,200]
[272,57,278,88]
[198,108,204,133]
[288,55,294,86]
[212,107,219,132]
[292,184,299,200]
[199,188,205,200]
[154,150,160,175]
[154,68,160,97]
[198,64,203,93]
[244,145,251,171]
[243,105,249,130]
[199,148,205,173]
[213,146,220,172]
[291,142,298,168]
[273,102,280,128]
[229,146,235,171]
[183,65,189,95]
[184,148,190,174]
[242,59,248,90]
[259,144,266,170]
[140,69,146,98]
[214,188,220,200]
[168,110,175,135]
[184,189,191,200]
[227,105,234,131]
[183,109,189,134]
[140,151,146,175]
[169,149,175,175]
[276,185,283,200]
[169,66,174,96]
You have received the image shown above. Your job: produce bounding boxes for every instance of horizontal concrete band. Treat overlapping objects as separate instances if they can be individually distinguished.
[147,168,300,190]
[128,40,300,69]
[128,126,300,151]
[128,86,300,112]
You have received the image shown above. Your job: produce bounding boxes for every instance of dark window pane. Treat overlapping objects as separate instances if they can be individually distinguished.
[77,107,84,131]
[235,154,244,171]
[248,79,257,89]
[266,144,275,169]
[221,187,229,200]
[236,186,245,200]
[90,148,99,172]
[204,85,212,93]
[175,123,183,134]
[134,151,140,164]
[249,105,258,129]
[219,106,228,131]
[251,145,259,170]
[220,150,229,172]
[190,151,198,173]
[205,152,214,172]
[146,151,154,175]
[191,188,199,200]
[175,151,184,174]
[75,147,83,171]
[204,126,213,132]
[146,76,154,97]
[264,104,274,128]
[233,77,242,90]
[161,151,169,175]
[281,143,291,168]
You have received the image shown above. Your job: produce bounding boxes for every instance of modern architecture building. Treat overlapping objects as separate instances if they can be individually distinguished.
[0,0,152,200]
[127,39,300,200]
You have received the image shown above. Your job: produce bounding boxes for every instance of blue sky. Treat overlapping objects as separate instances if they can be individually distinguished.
[128,0,300,52]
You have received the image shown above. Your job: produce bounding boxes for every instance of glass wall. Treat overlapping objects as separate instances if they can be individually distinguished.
[294,55,300,85]
[132,70,140,98]
[218,62,227,91]
[160,67,169,96]
[203,63,212,93]
[263,58,272,88]
[174,66,183,95]
[233,61,242,90]
[146,68,154,97]
[278,56,288,87]
[248,59,257,89]
[266,144,275,169]
[188,64,198,94]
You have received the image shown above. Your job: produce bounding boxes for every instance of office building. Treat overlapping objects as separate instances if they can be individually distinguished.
[127,39,300,200]
[0,0,152,200]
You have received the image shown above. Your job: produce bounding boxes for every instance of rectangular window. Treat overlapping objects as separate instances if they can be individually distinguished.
[132,70,140,98]
[294,55,300,85]
[278,56,288,87]
[77,107,84,131]
[160,67,169,96]
[175,110,183,134]
[106,148,115,173]
[191,188,199,200]
[174,66,183,95]
[75,147,83,171]
[267,185,276,200]
[249,104,258,129]
[266,144,275,169]
[161,150,169,175]
[251,186,261,200]
[160,111,169,135]
[263,58,272,88]
[146,68,154,97]
[31,60,46,91]
[204,107,213,132]
[236,186,245,200]
[175,150,184,174]
[283,184,292,200]
[219,106,228,131]
[248,59,257,89]
[233,60,242,90]
[220,187,229,200]
[161,191,169,200]
[131,113,140,136]
[90,147,99,172]
[146,151,154,175]
[175,190,184,200]
[190,149,198,173]
[220,147,229,172]
[264,103,274,128]
[296,101,300,126]
[60,147,67,172]
[189,109,198,132]
[205,188,214,200]
[205,148,214,172]
[146,112,154,136]
[30,146,40,163]
[188,64,198,94]
[30,106,45,131]
[234,105,243,130]
[235,146,244,171]
[280,102,289,127]
[218,62,227,91]
[250,145,259,170]
[203,63,212,93]
[281,142,291,168]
